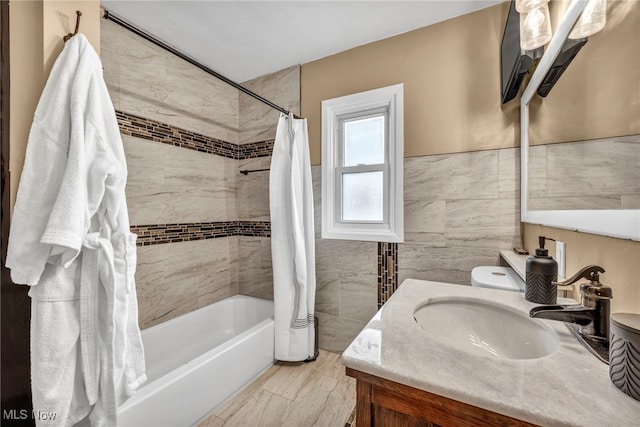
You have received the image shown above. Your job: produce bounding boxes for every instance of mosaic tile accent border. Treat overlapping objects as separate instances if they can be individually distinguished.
[131,221,271,246]
[378,242,399,308]
[116,110,274,160]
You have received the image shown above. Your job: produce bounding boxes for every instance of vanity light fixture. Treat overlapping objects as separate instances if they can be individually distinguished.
[569,0,607,39]
[519,3,553,51]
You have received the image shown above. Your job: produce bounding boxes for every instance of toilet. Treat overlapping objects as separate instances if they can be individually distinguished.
[471,266,525,292]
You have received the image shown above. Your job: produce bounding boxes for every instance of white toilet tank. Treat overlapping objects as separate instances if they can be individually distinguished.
[471,266,525,292]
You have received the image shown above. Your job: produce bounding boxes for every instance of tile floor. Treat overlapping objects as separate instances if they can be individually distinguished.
[197,350,356,427]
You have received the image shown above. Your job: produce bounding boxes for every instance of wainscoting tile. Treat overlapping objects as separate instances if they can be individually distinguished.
[339,274,378,323]
[404,150,499,201]
[404,199,446,245]
[529,196,622,210]
[312,166,322,238]
[444,198,521,249]
[498,147,520,199]
[527,145,548,199]
[546,138,640,198]
[316,312,367,353]
[315,239,377,277]
[398,245,501,286]
[316,275,340,316]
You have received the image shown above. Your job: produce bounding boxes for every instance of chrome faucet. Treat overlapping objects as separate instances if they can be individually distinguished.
[529,265,611,342]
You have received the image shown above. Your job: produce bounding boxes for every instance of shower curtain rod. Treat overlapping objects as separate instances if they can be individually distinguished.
[102,8,300,119]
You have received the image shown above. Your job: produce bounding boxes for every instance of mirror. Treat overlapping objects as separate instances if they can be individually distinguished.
[521,0,640,241]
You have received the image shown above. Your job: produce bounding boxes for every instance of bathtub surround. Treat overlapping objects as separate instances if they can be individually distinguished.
[131,221,270,246]
[116,111,275,160]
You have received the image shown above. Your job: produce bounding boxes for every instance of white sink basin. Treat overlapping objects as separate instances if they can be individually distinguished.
[413,297,559,360]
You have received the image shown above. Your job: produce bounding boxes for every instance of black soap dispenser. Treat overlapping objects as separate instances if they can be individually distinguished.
[525,236,558,304]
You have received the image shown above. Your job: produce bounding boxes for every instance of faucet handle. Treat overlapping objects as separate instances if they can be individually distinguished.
[552,265,605,287]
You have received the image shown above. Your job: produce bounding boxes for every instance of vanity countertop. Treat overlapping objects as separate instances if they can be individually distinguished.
[500,249,528,280]
[341,279,640,427]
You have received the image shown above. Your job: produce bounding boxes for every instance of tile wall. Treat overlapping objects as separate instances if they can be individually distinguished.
[102,20,243,329]
[528,135,640,210]
[103,19,520,348]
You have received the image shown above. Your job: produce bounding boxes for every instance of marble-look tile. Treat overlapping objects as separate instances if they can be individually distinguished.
[122,136,165,189]
[201,351,355,427]
[622,195,640,209]
[315,239,377,278]
[101,20,240,144]
[404,199,446,245]
[237,157,271,221]
[136,239,238,329]
[316,312,367,353]
[444,198,521,249]
[529,196,622,210]
[315,275,339,316]
[498,147,520,199]
[404,150,499,201]
[212,364,283,421]
[526,144,548,199]
[216,389,290,426]
[546,138,640,198]
[124,137,237,224]
[238,237,273,300]
[312,166,322,238]
[239,66,300,145]
[398,244,501,286]
[197,415,225,427]
[339,274,378,322]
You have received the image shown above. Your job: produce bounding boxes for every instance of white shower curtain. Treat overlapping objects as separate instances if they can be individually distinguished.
[269,113,316,362]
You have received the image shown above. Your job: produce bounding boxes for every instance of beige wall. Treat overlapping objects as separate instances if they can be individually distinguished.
[9,0,100,216]
[301,2,518,166]
[529,0,640,145]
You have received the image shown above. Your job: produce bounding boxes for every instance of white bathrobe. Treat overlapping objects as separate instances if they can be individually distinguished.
[6,34,146,426]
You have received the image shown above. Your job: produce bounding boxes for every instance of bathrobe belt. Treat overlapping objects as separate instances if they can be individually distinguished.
[80,232,119,422]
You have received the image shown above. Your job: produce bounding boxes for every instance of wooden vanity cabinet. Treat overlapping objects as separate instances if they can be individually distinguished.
[346,368,538,427]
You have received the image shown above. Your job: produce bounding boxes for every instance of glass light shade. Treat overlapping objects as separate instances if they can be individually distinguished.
[520,5,552,51]
[515,0,549,13]
[569,0,607,39]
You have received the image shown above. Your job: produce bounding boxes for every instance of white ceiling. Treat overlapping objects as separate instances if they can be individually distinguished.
[101,1,505,82]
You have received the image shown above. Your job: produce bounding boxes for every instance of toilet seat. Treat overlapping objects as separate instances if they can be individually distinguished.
[471,266,525,292]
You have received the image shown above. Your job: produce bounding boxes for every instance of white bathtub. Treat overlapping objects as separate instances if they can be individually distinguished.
[118,295,275,427]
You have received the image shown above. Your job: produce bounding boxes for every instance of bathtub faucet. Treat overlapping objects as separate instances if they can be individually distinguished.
[529,265,611,341]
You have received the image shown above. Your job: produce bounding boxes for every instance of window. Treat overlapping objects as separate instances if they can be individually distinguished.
[321,84,404,242]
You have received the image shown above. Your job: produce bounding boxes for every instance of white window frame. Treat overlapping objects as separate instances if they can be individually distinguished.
[321,84,404,243]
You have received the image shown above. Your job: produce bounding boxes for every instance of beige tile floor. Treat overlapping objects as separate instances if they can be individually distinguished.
[197,350,356,427]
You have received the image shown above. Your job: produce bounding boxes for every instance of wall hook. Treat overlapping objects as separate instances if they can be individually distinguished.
[63,11,82,42]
